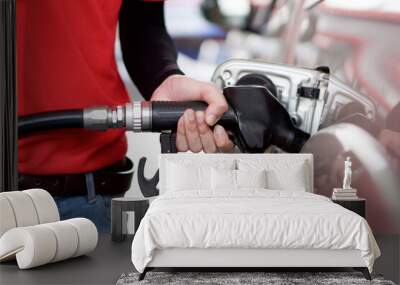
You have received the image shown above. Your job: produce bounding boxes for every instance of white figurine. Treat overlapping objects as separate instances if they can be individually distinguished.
[343,157,352,189]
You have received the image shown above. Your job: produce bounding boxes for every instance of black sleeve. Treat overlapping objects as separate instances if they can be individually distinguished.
[119,0,184,100]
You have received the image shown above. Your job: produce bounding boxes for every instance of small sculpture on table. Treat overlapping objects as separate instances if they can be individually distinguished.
[343,156,352,189]
[332,157,358,200]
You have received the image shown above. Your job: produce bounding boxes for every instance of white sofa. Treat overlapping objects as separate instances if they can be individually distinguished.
[0,189,98,269]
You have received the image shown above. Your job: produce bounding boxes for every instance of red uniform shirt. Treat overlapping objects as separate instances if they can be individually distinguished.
[17,0,129,174]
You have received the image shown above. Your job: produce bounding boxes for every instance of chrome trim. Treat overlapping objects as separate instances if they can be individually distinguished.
[83,107,109,130]
[125,103,133,130]
[131,101,142,132]
[141,101,152,131]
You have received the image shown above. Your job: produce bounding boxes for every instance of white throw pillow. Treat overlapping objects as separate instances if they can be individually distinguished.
[211,168,236,190]
[237,159,309,191]
[236,169,267,189]
[166,159,236,192]
[167,162,210,191]
[266,164,307,191]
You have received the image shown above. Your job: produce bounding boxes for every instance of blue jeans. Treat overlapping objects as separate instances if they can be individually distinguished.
[54,195,112,233]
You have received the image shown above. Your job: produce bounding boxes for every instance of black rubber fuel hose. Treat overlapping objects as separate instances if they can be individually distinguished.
[18,110,84,137]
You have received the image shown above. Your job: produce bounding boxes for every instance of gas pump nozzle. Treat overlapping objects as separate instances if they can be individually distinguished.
[19,86,309,153]
[84,85,309,153]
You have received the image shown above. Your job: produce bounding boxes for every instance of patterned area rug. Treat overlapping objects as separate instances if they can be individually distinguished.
[117,272,396,285]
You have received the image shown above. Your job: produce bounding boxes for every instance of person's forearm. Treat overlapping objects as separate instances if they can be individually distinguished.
[119,0,184,100]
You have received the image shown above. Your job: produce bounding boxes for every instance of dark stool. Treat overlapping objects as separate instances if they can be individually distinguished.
[111,197,149,242]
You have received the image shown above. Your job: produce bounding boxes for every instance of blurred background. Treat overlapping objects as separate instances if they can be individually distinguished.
[116,1,400,281]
